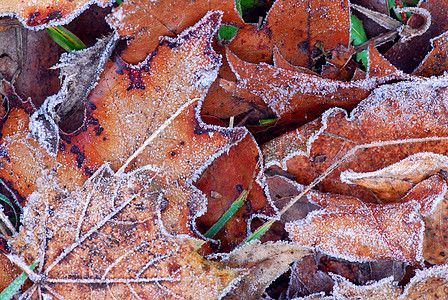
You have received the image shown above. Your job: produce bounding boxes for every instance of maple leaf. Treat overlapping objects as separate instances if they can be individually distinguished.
[0,12,251,238]
[6,165,240,299]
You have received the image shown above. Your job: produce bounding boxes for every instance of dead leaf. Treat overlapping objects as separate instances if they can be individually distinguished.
[384,0,448,73]
[7,165,240,299]
[107,0,244,64]
[414,31,448,77]
[341,152,448,203]
[263,0,350,68]
[0,0,110,29]
[286,177,445,265]
[195,133,276,252]
[332,275,402,300]
[332,264,448,300]
[221,241,310,300]
[263,78,448,202]
[286,255,334,298]
[227,43,410,125]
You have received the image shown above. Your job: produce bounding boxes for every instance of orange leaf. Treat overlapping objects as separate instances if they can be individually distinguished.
[263,78,448,202]
[0,0,109,29]
[107,0,244,64]
[227,44,409,125]
[8,166,240,299]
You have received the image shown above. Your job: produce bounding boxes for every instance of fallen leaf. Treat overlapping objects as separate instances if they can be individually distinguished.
[332,264,448,300]
[221,241,310,300]
[195,133,276,252]
[263,78,448,202]
[423,194,448,265]
[0,0,110,29]
[286,255,334,299]
[413,31,448,77]
[332,275,402,300]
[286,176,445,265]
[227,43,410,125]
[262,0,350,68]
[107,0,244,64]
[341,152,448,203]
[384,0,448,73]
[7,165,240,299]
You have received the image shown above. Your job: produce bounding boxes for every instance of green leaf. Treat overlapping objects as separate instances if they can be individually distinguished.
[204,190,248,238]
[235,0,259,17]
[0,194,18,228]
[0,261,38,300]
[217,25,238,40]
[116,0,123,4]
[350,13,369,69]
[46,26,86,52]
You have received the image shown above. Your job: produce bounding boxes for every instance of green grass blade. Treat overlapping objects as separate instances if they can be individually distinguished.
[46,26,86,52]
[259,118,277,125]
[244,219,275,244]
[217,25,238,40]
[0,261,38,300]
[0,194,18,228]
[350,13,369,69]
[204,190,248,239]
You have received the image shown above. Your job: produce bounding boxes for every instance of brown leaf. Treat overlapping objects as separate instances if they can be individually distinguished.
[332,275,401,300]
[332,264,448,300]
[384,0,448,73]
[263,0,350,68]
[222,241,310,300]
[263,78,448,202]
[8,166,240,299]
[286,178,445,265]
[195,134,276,252]
[0,12,245,221]
[227,44,410,125]
[107,0,244,64]
[0,0,109,28]
[413,31,448,77]
[286,255,334,298]
[341,152,448,203]
[423,195,448,265]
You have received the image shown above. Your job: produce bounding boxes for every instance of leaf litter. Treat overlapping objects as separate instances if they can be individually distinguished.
[3,0,448,298]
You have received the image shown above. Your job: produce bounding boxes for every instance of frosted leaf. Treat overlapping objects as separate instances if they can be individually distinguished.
[49,33,119,129]
[0,0,112,30]
[7,165,241,299]
[107,0,244,63]
[263,77,448,202]
[221,241,310,299]
[330,264,448,299]
[341,152,448,203]
[227,45,412,126]
[286,187,436,265]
